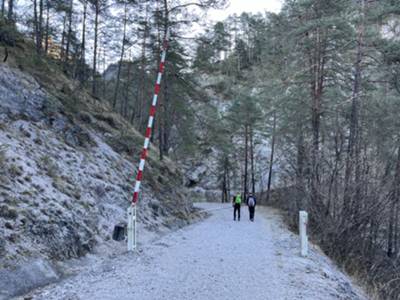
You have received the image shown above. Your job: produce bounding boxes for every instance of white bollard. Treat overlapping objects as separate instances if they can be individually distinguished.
[299,211,308,257]
[127,205,137,252]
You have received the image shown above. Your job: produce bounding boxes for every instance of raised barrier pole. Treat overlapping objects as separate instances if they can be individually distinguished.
[127,28,170,252]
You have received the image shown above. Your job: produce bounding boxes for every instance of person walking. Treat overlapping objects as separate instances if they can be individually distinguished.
[247,193,257,222]
[233,193,242,221]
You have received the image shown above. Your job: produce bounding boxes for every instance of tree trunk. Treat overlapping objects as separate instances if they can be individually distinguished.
[135,36,147,126]
[244,124,249,199]
[343,0,365,216]
[250,124,255,195]
[33,0,43,53]
[1,0,5,18]
[122,51,133,119]
[388,198,396,257]
[113,4,128,110]
[158,97,164,161]
[38,0,43,52]
[101,47,107,98]
[44,1,50,54]
[7,0,13,21]
[295,125,306,211]
[266,111,276,203]
[136,5,149,127]
[156,22,162,158]
[92,0,99,96]
[308,8,326,214]
[227,160,231,202]
[388,144,400,257]
[158,0,169,161]
[395,200,399,256]
[33,0,40,53]
[221,167,227,203]
[76,0,87,82]
[60,13,67,60]
[150,116,155,144]
[162,68,169,156]
[64,0,73,70]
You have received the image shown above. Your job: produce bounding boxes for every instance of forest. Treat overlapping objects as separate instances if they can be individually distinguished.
[1,0,400,298]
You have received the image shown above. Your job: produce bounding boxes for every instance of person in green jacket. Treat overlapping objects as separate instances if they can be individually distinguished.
[233,193,242,221]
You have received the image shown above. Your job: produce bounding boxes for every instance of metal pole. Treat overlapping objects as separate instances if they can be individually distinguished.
[299,211,308,257]
[127,205,136,251]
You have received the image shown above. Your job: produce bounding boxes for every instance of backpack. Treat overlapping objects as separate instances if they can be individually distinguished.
[248,197,255,207]
[235,195,241,204]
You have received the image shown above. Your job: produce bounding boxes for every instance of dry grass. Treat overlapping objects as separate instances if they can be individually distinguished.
[0,145,7,170]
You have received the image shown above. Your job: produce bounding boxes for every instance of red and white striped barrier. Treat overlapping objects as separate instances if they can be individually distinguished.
[132,29,170,205]
[128,28,170,251]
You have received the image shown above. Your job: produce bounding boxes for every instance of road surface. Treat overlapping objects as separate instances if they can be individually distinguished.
[23,203,367,300]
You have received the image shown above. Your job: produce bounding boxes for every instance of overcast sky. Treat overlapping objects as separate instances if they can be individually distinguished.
[208,0,283,20]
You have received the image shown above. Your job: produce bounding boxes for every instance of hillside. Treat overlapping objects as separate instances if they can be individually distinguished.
[0,41,198,299]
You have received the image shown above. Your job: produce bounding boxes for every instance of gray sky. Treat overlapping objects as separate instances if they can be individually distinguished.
[208,0,283,20]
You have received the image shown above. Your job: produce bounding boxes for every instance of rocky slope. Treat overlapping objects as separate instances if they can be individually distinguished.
[0,44,196,299]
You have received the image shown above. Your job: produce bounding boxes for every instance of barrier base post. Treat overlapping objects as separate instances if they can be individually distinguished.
[127,205,137,252]
[299,211,308,257]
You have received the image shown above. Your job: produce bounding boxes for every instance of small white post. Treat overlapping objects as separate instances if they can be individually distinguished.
[299,211,308,257]
[127,205,137,252]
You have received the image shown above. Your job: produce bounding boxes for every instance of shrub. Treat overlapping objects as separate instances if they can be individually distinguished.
[0,19,20,47]
[0,204,18,220]
[47,161,59,179]
[8,163,22,178]
[0,237,5,255]
[0,145,7,170]
[38,155,59,179]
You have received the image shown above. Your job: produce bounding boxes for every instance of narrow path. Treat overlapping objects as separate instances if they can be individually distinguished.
[24,203,367,300]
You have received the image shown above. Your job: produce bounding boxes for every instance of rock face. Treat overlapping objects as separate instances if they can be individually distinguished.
[0,64,193,299]
[0,64,46,121]
[182,150,222,202]
[180,75,280,202]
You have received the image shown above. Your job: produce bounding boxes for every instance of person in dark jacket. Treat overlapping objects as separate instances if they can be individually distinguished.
[247,193,257,221]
